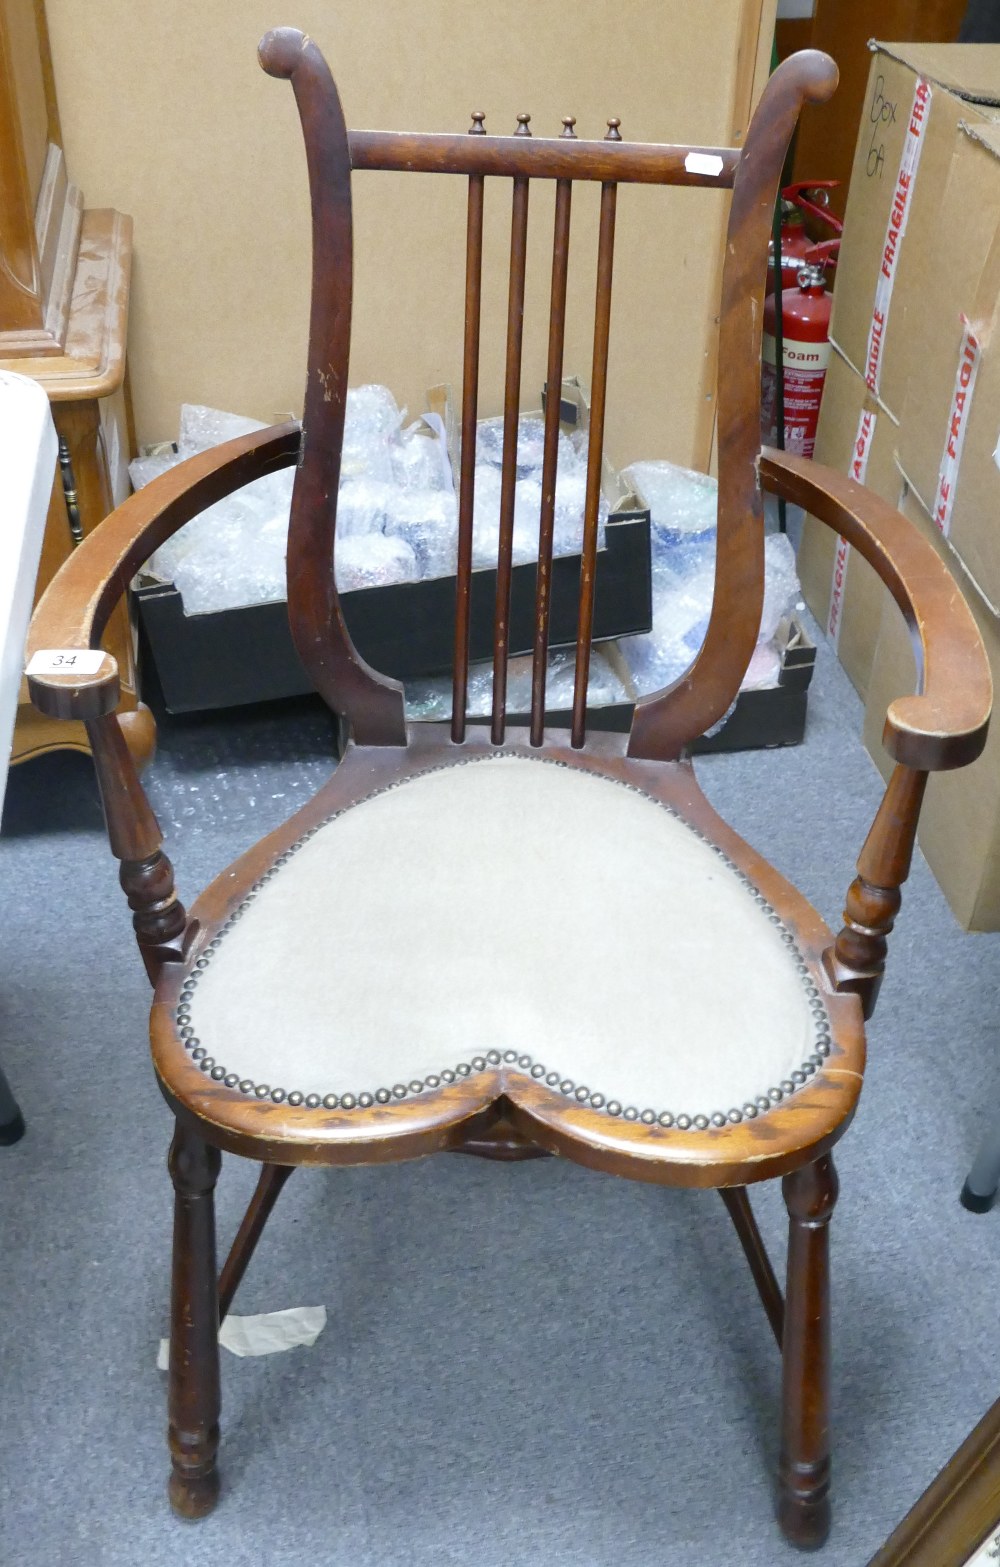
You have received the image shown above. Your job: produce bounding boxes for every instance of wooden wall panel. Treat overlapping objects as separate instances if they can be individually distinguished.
[44,1,774,471]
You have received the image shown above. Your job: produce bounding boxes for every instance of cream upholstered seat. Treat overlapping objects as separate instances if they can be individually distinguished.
[178,754,831,1128]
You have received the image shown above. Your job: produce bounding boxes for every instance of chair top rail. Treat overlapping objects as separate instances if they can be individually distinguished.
[348,130,740,186]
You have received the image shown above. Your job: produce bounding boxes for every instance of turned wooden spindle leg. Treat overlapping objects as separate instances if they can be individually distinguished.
[85,712,191,983]
[824,764,926,1018]
[167,1122,222,1520]
[778,1153,839,1550]
[119,850,188,979]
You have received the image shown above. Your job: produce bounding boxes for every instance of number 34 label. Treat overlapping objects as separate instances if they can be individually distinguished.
[25,649,107,677]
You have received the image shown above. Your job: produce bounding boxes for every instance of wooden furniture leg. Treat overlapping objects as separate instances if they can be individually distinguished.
[218,1162,294,1322]
[167,1121,222,1519]
[720,1186,784,1347]
[778,1153,839,1549]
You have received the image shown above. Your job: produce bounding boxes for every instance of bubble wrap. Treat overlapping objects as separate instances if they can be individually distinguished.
[178,405,268,452]
[134,395,610,614]
[336,479,392,540]
[383,489,459,579]
[618,459,801,698]
[760,532,800,643]
[475,415,576,478]
[340,384,403,486]
[622,458,717,542]
[470,464,607,570]
[391,421,451,492]
[170,500,290,614]
[335,533,419,592]
[135,393,451,611]
[405,649,627,721]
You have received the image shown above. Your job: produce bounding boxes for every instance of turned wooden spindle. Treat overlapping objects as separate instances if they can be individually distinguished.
[824,763,928,1018]
[605,116,622,141]
[514,112,532,136]
[85,711,191,983]
[560,115,578,139]
[468,110,486,135]
[778,1154,839,1549]
[167,1124,222,1518]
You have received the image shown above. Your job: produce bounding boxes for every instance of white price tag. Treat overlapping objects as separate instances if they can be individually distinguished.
[25,648,107,677]
[685,152,724,178]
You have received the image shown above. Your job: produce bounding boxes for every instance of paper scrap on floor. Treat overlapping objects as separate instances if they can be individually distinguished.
[157,1305,327,1370]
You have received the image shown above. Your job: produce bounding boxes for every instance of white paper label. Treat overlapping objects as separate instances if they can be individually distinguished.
[157,1305,327,1369]
[828,407,877,648]
[25,648,106,677]
[864,76,931,394]
[685,152,724,177]
[935,322,980,535]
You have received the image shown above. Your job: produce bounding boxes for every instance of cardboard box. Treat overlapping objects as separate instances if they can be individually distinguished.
[796,344,903,700]
[863,481,1000,931]
[830,42,1000,417]
[895,118,1000,615]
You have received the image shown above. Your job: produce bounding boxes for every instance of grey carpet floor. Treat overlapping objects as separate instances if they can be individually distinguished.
[2,624,1000,1566]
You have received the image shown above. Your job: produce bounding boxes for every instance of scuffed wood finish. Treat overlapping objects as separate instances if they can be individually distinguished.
[778,1154,838,1549]
[258,28,406,747]
[761,449,991,772]
[628,50,839,761]
[868,1392,1000,1567]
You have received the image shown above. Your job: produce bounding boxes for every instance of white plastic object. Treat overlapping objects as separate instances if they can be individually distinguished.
[0,372,57,816]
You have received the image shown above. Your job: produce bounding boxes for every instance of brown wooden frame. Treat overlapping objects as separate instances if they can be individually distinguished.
[26,27,991,1550]
[868,1393,1000,1566]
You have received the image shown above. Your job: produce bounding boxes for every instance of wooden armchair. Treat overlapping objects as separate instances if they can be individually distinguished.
[25,30,991,1550]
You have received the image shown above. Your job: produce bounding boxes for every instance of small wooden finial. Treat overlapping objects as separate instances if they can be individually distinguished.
[560,116,578,139]
[605,117,622,141]
[514,112,532,136]
[469,111,486,135]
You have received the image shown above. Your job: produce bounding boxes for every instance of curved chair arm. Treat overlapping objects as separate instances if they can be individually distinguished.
[762,447,992,1018]
[760,447,991,772]
[27,423,301,722]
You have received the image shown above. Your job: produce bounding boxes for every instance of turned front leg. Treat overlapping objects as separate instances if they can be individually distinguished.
[167,1122,222,1519]
[778,1153,839,1550]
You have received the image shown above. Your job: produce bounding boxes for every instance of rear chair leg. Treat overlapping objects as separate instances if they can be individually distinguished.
[777,1152,838,1550]
[218,1163,294,1322]
[167,1121,222,1519]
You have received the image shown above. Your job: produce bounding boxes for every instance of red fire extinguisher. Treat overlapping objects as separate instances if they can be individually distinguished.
[761,240,838,460]
[766,181,841,298]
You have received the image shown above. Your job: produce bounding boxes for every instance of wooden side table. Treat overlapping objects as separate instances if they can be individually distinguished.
[2,206,155,769]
